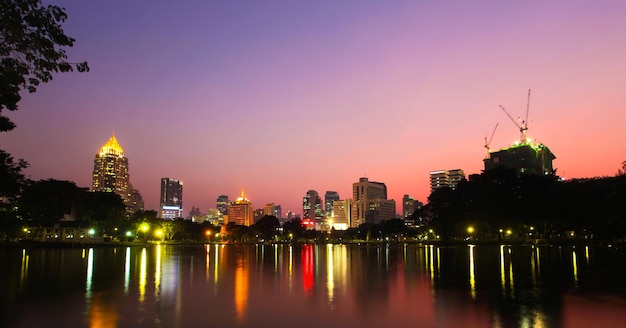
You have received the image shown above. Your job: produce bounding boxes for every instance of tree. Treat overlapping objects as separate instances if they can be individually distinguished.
[1,0,89,132]
[617,161,626,176]
[0,149,28,201]
[0,149,29,240]
[17,179,86,226]
[252,215,280,241]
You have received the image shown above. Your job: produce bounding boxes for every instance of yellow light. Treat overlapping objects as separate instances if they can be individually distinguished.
[140,223,149,232]
[467,226,474,234]
[206,230,212,236]
[154,229,163,237]
[506,229,512,235]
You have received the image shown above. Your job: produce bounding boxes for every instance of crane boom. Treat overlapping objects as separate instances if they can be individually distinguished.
[484,122,499,158]
[499,105,521,129]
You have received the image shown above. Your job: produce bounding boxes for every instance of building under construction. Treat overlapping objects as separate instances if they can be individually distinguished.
[484,142,556,175]
[483,89,556,175]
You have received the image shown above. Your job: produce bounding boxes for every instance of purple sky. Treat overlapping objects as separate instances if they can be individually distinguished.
[3,1,626,215]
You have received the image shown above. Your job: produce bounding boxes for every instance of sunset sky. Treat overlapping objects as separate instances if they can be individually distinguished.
[2,1,626,215]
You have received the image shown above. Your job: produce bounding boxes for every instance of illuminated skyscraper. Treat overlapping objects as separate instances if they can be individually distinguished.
[227,189,253,226]
[352,177,388,227]
[92,134,132,208]
[302,190,323,228]
[331,199,352,230]
[160,178,183,219]
[324,191,340,218]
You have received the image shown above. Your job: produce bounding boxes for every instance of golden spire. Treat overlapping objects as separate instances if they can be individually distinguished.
[99,133,124,156]
[236,187,249,203]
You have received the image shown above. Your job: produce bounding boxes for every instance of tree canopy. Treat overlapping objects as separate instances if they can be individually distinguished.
[1,0,88,132]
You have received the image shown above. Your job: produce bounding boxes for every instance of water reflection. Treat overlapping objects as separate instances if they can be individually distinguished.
[20,249,29,289]
[468,245,476,299]
[86,248,93,297]
[139,247,147,302]
[124,247,130,293]
[2,244,626,328]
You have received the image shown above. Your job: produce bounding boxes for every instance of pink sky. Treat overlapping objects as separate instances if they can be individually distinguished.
[2,1,626,215]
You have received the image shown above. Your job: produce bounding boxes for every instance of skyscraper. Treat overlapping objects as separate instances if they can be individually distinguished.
[216,195,230,215]
[302,190,323,228]
[352,177,388,227]
[331,199,352,230]
[160,178,183,219]
[429,169,465,192]
[227,189,253,226]
[324,191,340,218]
[92,134,132,209]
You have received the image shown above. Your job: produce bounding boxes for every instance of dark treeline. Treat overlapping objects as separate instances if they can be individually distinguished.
[422,166,626,243]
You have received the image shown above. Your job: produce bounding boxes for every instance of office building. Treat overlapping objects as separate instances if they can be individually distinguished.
[402,194,423,219]
[302,190,323,228]
[92,134,133,209]
[216,195,230,215]
[227,189,253,226]
[330,199,352,230]
[160,178,183,219]
[429,169,465,192]
[366,198,396,224]
[352,177,388,227]
[324,191,340,218]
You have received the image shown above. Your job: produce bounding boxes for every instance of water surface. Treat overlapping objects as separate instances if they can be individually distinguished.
[2,243,625,327]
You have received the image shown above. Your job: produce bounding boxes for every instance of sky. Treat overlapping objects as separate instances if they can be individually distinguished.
[2,0,626,216]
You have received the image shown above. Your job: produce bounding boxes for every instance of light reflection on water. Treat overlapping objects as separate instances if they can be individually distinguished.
[1,244,626,327]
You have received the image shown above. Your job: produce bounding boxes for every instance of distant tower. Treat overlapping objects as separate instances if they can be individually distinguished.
[160,178,183,219]
[227,189,253,226]
[429,169,465,192]
[263,203,278,218]
[129,183,144,212]
[302,190,323,228]
[352,177,388,227]
[92,134,132,208]
[324,191,340,218]
[216,195,230,215]
[274,205,282,220]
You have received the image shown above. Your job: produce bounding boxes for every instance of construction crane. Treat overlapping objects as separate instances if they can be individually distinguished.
[499,89,531,143]
[484,122,498,157]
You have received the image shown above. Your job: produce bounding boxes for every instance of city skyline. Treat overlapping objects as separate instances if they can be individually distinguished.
[2,1,626,214]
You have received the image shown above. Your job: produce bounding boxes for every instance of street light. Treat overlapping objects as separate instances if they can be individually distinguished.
[205,230,212,243]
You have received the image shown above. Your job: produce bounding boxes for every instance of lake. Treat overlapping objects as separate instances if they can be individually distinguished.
[2,243,626,327]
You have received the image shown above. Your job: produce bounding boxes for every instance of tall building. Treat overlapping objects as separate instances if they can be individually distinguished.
[273,205,282,220]
[324,191,340,218]
[484,143,556,175]
[402,194,417,219]
[92,134,133,209]
[302,190,323,227]
[264,203,275,216]
[366,198,396,224]
[216,195,230,215]
[129,184,144,213]
[331,199,352,230]
[429,169,465,192]
[160,178,183,219]
[352,177,388,227]
[227,189,253,226]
